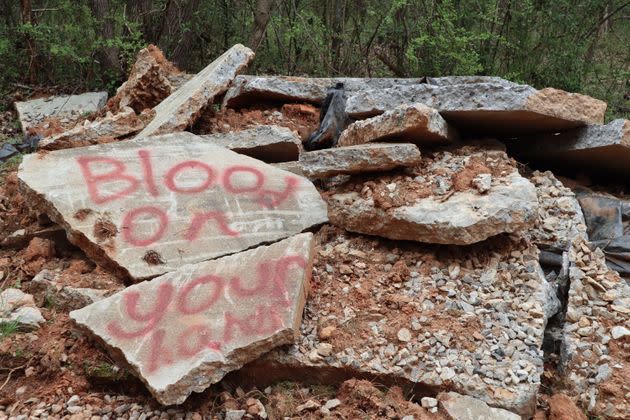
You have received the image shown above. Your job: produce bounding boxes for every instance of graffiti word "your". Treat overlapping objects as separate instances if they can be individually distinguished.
[106,254,306,374]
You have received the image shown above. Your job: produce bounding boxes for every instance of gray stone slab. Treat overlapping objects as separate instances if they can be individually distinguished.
[18,132,327,281]
[222,76,428,107]
[38,107,152,151]
[345,83,607,135]
[327,150,538,245]
[200,125,301,163]
[15,91,108,135]
[337,103,457,147]
[506,119,630,178]
[138,44,254,137]
[437,392,521,420]
[290,143,422,179]
[71,233,314,405]
[425,76,519,87]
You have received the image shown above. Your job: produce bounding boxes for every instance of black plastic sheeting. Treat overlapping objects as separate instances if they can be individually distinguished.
[0,134,42,163]
[576,191,630,278]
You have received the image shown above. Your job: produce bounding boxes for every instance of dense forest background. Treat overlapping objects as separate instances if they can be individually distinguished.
[0,0,628,119]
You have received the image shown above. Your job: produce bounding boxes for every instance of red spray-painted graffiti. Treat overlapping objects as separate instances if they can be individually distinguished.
[76,150,299,246]
[106,254,306,374]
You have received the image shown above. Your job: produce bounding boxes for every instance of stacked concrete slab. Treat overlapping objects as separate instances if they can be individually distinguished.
[14,45,628,419]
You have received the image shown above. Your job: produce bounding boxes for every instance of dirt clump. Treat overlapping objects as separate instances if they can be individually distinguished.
[336,379,442,419]
[547,393,587,420]
[195,103,320,141]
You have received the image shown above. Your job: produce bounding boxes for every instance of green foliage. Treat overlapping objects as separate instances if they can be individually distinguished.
[0,320,20,340]
[0,0,627,118]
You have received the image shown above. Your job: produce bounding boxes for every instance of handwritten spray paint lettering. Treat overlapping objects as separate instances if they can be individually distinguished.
[106,255,306,373]
[77,150,299,246]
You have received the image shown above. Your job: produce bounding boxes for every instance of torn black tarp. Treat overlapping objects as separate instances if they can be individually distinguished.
[576,191,630,278]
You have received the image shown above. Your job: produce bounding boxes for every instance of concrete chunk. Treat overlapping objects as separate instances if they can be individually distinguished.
[237,228,548,417]
[108,44,183,113]
[560,237,630,419]
[70,233,314,405]
[327,149,538,245]
[223,76,428,107]
[337,104,457,147]
[200,125,301,163]
[288,143,422,179]
[38,107,153,151]
[438,392,521,420]
[18,132,327,280]
[507,119,630,178]
[345,83,606,135]
[138,44,254,137]
[15,91,108,135]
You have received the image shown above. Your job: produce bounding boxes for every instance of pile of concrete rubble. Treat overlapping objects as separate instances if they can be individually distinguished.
[6,44,629,419]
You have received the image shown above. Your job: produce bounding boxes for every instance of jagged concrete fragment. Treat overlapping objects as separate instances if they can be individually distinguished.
[437,392,521,420]
[327,150,538,245]
[138,44,254,137]
[18,132,327,280]
[346,84,606,135]
[337,104,457,147]
[223,76,427,107]
[38,107,153,150]
[70,233,314,405]
[425,76,519,87]
[108,44,184,113]
[288,143,422,179]
[15,92,108,135]
[238,228,548,417]
[29,269,115,311]
[200,125,301,163]
[526,171,588,252]
[0,288,44,329]
[560,237,630,419]
[507,119,630,178]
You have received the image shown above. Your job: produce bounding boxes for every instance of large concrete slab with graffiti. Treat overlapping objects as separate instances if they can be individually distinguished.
[70,232,314,405]
[17,132,327,281]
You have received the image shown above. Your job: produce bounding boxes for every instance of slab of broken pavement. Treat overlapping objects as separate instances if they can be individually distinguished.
[2,43,628,419]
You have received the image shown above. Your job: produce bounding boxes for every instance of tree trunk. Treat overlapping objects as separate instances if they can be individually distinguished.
[330,0,346,73]
[91,0,123,80]
[248,0,275,52]
[126,0,154,41]
[165,0,202,70]
[20,0,37,83]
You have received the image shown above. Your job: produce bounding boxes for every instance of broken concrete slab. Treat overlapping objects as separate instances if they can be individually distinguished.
[200,125,301,163]
[222,76,428,108]
[15,91,108,135]
[506,119,630,178]
[327,149,538,245]
[526,171,588,253]
[18,132,327,280]
[437,392,521,420]
[560,237,630,419]
[237,227,549,417]
[29,269,116,311]
[70,233,314,405]
[38,107,153,151]
[108,44,184,114]
[337,103,457,147]
[137,44,254,137]
[285,143,422,179]
[425,76,519,87]
[345,83,607,135]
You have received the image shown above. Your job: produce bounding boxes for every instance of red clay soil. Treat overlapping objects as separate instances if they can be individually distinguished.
[195,103,320,142]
